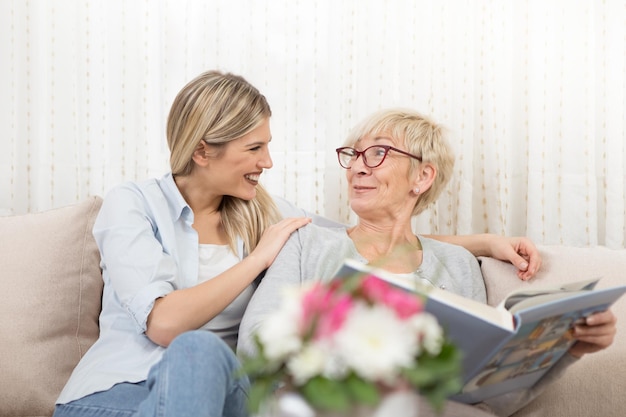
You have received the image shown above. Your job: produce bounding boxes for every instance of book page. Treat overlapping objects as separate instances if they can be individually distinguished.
[500,278,600,312]
[336,259,514,330]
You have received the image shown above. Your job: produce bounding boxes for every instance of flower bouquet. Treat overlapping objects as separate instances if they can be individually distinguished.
[241,271,462,416]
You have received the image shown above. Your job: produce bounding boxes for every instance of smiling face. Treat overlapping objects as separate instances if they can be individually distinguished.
[341,108,454,218]
[346,133,419,221]
[202,118,273,201]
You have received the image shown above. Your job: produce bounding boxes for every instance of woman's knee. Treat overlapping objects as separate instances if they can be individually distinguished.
[170,330,221,350]
[157,330,246,391]
[168,330,238,365]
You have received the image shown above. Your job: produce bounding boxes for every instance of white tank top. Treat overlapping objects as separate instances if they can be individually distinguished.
[197,243,255,350]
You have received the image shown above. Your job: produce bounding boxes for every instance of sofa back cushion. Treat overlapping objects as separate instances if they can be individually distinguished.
[480,245,626,417]
[0,197,103,417]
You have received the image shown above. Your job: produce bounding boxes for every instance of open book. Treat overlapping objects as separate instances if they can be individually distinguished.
[333,258,626,404]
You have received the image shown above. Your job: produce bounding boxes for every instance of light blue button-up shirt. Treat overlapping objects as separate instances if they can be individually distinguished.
[57,173,341,404]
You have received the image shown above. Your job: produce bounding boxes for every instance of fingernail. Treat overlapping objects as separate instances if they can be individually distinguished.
[520,262,528,270]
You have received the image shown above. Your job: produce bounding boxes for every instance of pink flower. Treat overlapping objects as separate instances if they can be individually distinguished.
[361,275,391,303]
[299,283,353,339]
[361,276,423,319]
[315,294,352,339]
[299,284,328,332]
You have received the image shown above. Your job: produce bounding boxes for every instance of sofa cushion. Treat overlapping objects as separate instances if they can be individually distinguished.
[0,197,103,417]
[480,245,626,417]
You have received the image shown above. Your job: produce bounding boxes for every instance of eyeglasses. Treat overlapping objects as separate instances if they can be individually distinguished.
[335,145,422,169]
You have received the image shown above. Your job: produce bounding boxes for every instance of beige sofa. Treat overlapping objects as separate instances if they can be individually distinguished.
[1,197,624,417]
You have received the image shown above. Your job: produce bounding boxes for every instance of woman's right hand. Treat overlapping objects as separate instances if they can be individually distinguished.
[250,217,312,269]
[146,216,312,347]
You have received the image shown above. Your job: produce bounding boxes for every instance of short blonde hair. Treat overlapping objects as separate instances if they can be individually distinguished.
[343,108,455,215]
[166,70,280,254]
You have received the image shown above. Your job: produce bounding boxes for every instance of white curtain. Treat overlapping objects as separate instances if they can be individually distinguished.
[1,0,624,247]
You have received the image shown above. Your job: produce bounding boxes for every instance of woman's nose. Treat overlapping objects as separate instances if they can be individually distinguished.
[350,153,369,173]
[259,149,273,169]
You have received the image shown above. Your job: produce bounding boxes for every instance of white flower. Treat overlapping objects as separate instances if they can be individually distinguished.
[334,302,418,382]
[287,342,327,385]
[315,339,349,380]
[244,278,460,416]
[410,312,444,355]
[256,287,304,361]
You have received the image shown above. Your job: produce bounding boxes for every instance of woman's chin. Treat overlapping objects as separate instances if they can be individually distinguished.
[349,200,370,214]
[235,187,257,201]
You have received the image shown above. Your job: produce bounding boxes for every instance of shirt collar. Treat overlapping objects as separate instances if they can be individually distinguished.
[160,172,247,258]
[160,172,192,223]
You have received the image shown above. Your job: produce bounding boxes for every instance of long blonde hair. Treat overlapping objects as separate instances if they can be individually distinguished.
[166,70,281,254]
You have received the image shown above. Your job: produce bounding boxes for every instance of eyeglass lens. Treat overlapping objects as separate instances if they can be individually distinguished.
[338,146,388,168]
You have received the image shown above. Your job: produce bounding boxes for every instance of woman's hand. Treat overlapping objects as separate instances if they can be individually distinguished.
[248,217,312,269]
[568,310,617,358]
[425,234,542,280]
[486,236,542,281]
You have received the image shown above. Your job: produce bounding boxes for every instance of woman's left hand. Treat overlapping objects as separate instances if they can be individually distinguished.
[488,236,542,281]
[568,310,617,358]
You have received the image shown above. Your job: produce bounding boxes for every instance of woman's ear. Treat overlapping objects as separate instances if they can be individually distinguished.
[191,142,210,167]
[413,163,436,195]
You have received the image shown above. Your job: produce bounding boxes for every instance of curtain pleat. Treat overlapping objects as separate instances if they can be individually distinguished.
[1,0,624,247]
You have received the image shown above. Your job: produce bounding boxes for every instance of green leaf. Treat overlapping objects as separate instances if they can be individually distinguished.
[300,376,352,412]
[247,378,276,414]
[401,342,463,413]
[344,373,380,406]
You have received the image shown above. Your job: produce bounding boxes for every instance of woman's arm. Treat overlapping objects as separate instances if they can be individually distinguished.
[274,198,541,279]
[97,185,311,347]
[276,196,542,280]
[145,216,311,347]
[426,234,541,280]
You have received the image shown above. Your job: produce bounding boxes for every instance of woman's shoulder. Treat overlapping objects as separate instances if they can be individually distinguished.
[98,174,185,223]
[283,223,352,258]
[106,173,173,197]
[272,196,346,228]
[419,235,475,259]
[296,222,349,240]
[104,177,158,200]
[104,174,183,207]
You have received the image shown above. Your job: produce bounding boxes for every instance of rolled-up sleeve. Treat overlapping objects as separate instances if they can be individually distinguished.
[125,281,173,333]
[94,183,187,333]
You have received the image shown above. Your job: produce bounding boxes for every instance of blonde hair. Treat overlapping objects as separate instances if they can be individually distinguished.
[166,70,281,254]
[343,108,455,215]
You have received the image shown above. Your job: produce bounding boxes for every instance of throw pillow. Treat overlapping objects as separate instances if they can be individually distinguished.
[0,196,103,417]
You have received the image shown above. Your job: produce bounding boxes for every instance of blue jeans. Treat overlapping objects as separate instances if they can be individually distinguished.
[53,330,250,417]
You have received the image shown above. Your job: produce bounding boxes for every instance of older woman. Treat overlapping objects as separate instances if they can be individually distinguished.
[238,108,616,417]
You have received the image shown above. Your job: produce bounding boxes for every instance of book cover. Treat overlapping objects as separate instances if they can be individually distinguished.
[333,259,626,403]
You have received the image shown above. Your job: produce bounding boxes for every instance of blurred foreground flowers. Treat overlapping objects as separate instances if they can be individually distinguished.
[242,271,462,415]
